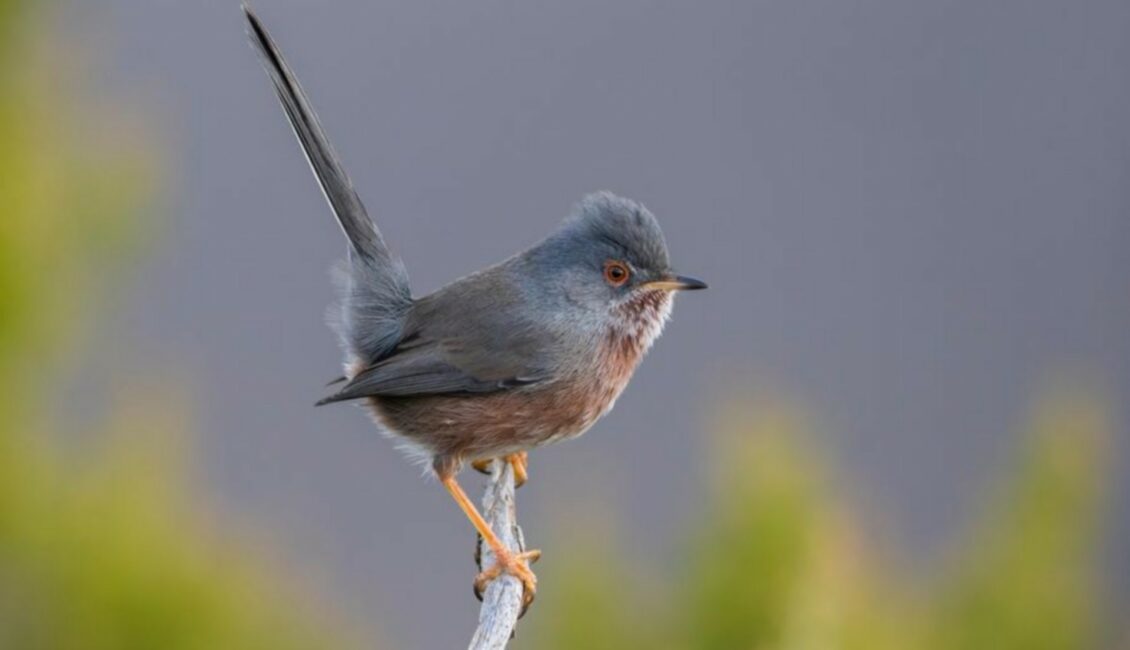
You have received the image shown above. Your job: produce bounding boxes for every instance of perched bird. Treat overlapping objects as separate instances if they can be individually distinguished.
[245,6,706,611]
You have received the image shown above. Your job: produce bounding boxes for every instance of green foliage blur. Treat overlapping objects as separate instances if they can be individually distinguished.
[522,397,1120,650]
[0,3,1122,650]
[0,3,360,648]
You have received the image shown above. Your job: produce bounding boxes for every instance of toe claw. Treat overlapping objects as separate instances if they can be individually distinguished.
[473,548,541,614]
[507,452,529,488]
[518,588,535,619]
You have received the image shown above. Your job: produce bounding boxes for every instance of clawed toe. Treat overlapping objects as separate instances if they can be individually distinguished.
[473,548,541,614]
[470,459,493,475]
[507,452,528,488]
[469,453,529,488]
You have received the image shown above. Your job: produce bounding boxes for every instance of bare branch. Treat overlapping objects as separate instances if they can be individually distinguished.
[467,459,527,650]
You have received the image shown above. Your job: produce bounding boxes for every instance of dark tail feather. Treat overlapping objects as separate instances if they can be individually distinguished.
[315,392,355,407]
[244,5,392,267]
[246,5,411,367]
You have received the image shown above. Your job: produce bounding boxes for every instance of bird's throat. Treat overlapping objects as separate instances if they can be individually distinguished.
[611,290,673,360]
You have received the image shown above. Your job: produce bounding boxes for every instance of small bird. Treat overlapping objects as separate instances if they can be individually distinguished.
[245,7,706,611]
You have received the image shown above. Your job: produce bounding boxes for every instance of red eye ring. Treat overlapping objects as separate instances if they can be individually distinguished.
[603,260,631,287]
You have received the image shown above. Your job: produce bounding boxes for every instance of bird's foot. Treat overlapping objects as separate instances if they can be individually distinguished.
[473,547,541,614]
[507,452,528,487]
[471,452,529,488]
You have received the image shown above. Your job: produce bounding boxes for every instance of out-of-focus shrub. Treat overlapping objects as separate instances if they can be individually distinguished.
[0,3,362,648]
[523,396,1115,650]
[930,394,1109,650]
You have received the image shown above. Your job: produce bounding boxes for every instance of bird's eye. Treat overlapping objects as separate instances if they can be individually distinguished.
[603,260,630,287]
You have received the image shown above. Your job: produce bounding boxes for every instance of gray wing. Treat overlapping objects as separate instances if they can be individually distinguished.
[316,268,557,404]
[314,338,545,404]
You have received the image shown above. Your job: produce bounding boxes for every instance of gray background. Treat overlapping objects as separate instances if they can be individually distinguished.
[70,0,1127,647]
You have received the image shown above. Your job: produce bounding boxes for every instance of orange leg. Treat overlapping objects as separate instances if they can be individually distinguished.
[470,452,529,488]
[440,474,540,609]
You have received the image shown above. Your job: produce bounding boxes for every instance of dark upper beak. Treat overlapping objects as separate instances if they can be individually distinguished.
[644,274,709,291]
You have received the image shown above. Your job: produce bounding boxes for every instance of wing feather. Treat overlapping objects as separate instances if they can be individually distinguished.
[316,265,557,404]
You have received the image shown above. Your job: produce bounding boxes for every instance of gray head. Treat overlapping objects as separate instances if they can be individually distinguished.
[517,192,706,322]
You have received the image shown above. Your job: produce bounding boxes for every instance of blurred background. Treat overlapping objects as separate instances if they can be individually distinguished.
[1,0,1127,647]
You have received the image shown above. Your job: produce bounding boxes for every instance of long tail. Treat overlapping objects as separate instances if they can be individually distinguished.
[245,5,394,268]
[245,6,411,364]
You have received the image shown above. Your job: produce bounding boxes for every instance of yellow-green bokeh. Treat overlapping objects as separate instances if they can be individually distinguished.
[0,3,361,647]
[522,396,1116,650]
[0,2,1121,648]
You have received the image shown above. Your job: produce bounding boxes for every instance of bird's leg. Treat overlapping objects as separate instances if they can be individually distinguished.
[470,452,529,488]
[439,473,540,610]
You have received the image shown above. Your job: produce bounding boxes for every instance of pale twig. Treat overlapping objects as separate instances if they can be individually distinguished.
[467,459,528,650]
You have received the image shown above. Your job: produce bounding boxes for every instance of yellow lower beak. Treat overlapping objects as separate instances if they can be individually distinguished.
[644,275,708,291]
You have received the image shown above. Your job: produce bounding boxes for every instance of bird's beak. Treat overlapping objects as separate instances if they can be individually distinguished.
[643,274,709,291]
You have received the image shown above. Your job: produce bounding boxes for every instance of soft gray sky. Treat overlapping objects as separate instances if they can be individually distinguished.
[70,0,1128,647]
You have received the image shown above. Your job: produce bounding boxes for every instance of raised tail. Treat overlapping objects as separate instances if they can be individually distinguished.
[245,6,411,364]
[245,6,390,265]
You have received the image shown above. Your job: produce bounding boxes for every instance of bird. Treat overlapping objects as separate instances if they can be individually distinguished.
[244,6,706,612]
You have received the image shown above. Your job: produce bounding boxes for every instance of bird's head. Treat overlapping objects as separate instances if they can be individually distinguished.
[521,192,706,337]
